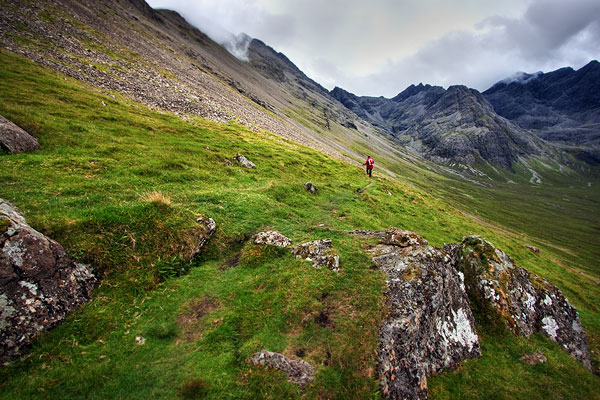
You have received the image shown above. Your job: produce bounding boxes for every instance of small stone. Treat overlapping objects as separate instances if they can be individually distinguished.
[135,336,146,345]
[290,239,340,272]
[224,159,233,166]
[304,182,317,194]
[249,350,315,389]
[520,352,547,365]
[383,228,427,247]
[234,153,255,169]
[525,244,540,254]
[252,231,292,247]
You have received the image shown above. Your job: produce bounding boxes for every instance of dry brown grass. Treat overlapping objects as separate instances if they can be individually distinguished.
[139,190,171,206]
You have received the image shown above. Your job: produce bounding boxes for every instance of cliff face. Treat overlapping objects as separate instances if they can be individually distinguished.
[332,84,550,170]
[483,61,600,147]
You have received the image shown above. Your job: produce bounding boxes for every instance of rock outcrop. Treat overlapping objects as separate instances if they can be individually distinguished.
[447,236,591,369]
[234,153,256,169]
[193,216,216,258]
[251,231,291,248]
[249,350,315,389]
[366,229,481,399]
[290,239,340,272]
[0,199,96,362]
[0,115,40,154]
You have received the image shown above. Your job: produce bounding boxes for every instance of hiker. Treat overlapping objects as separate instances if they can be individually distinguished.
[363,156,374,178]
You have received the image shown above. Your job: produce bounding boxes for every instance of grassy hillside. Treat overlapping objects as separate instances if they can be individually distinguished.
[0,50,598,399]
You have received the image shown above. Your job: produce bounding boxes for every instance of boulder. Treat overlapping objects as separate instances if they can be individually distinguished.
[304,181,317,194]
[290,239,340,272]
[0,199,96,362]
[252,231,291,248]
[249,350,315,389]
[369,234,480,400]
[448,236,591,369]
[234,153,255,169]
[0,115,40,154]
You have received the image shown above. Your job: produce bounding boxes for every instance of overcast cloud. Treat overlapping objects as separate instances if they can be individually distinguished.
[146,0,600,97]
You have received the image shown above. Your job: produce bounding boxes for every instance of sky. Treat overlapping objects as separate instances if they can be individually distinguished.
[146,0,600,97]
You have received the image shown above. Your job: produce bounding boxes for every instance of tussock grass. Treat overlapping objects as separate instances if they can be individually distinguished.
[0,49,598,399]
[140,190,171,207]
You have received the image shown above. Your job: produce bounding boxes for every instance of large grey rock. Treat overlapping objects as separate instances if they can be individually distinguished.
[369,233,480,400]
[0,199,96,362]
[234,153,255,169]
[0,115,40,154]
[249,350,315,389]
[252,231,291,248]
[447,236,591,369]
[290,239,340,272]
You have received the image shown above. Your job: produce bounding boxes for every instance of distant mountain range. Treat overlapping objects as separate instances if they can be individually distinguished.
[331,84,550,170]
[332,61,600,168]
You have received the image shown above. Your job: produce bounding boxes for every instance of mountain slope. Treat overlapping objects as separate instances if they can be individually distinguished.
[483,61,600,147]
[331,84,553,170]
[0,0,410,171]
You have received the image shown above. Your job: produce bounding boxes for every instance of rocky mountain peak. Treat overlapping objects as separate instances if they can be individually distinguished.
[483,60,600,151]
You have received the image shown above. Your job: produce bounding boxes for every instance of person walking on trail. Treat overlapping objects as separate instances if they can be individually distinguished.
[363,156,374,178]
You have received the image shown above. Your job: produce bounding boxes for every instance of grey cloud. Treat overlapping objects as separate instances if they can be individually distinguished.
[336,0,600,96]
[148,0,600,97]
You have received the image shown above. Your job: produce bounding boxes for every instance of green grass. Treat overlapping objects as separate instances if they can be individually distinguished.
[0,49,598,399]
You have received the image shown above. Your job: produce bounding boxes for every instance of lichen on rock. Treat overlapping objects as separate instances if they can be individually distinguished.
[368,230,480,400]
[0,199,96,363]
[448,235,591,369]
[249,350,315,389]
[290,239,340,272]
[251,231,292,248]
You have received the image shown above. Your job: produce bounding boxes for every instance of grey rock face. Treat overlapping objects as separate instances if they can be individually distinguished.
[483,61,600,148]
[448,236,591,369]
[234,153,255,169]
[368,235,480,400]
[252,231,292,248]
[249,350,315,389]
[290,239,340,272]
[332,84,552,170]
[0,115,40,154]
[304,181,317,194]
[0,199,96,362]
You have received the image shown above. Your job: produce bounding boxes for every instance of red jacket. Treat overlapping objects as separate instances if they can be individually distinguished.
[364,157,374,169]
